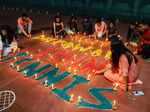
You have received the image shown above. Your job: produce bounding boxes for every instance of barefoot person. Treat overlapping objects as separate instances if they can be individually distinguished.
[0,25,18,59]
[96,39,142,91]
[17,13,32,38]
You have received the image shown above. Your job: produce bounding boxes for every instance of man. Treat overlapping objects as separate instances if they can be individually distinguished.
[136,24,150,59]
[82,17,93,35]
[17,13,32,38]
[106,21,119,41]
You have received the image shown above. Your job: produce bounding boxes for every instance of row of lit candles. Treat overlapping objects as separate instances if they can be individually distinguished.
[11,54,117,110]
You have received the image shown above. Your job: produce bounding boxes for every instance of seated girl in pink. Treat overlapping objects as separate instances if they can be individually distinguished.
[96,39,142,91]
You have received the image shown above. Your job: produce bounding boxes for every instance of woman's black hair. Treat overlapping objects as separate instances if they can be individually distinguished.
[70,16,77,21]
[0,25,16,44]
[109,20,115,26]
[111,39,138,69]
[55,16,62,23]
[22,13,28,18]
[96,17,102,23]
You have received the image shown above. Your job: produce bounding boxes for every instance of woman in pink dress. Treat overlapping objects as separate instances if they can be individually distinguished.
[96,39,142,91]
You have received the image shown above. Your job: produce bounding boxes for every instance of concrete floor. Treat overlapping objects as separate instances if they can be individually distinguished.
[0,8,150,112]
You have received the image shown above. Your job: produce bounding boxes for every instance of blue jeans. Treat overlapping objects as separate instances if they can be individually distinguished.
[18,24,32,34]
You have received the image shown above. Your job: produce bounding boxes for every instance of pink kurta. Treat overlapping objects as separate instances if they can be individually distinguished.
[104,54,138,86]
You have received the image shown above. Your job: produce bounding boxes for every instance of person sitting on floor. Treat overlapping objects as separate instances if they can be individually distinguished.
[136,24,150,59]
[0,25,18,59]
[96,39,142,91]
[53,16,66,38]
[17,13,32,38]
[82,17,93,35]
[94,17,107,39]
[106,21,119,41]
[68,16,78,34]
[125,22,143,46]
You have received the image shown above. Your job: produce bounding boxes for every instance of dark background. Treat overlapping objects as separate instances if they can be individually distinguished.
[0,0,150,22]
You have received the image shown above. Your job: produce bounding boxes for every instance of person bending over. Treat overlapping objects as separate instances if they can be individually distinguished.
[94,17,107,39]
[17,13,32,38]
[96,39,142,91]
[0,25,18,59]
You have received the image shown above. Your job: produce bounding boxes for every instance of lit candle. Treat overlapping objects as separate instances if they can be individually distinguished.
[87,74,91,81]
[113,83,119,90]
[30,54,33,58]
[37,58,40,62]
[24,70,27,77]
[74,55,77,59]
[112,100,117,110]
[14,57,17,60]
[68,67,71,72]
[77,96,82,103]
[17,66,20,71]
[35,74,38,79]
[51,83,55,90]
[71,61,74,64]
[70,94,74,102]
[74,69,77,74]
[41,35,45,38]
[62,59,65,62]
[78,63,81,67]
[44,80,48,87]
[26,51,29,54]
[55,63,58,68]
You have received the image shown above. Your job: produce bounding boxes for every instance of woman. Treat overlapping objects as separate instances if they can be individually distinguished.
[0,25,18,59]
[53,16,66,38]
[96,39,142,91]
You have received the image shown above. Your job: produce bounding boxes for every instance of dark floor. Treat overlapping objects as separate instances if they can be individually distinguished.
[0,8,150,112]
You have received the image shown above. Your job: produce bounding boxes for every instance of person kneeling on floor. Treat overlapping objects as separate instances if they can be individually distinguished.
[17,13,32,38]
[0,25,18,59]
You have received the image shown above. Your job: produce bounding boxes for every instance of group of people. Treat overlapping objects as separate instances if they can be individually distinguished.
[1,12,149,91]
[53,15,119,41]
